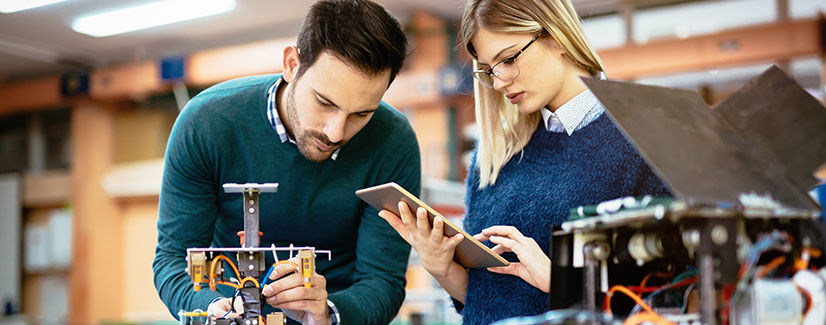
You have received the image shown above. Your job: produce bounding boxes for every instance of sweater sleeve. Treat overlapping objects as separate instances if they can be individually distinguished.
[327,141,421,324]
[153,104,224,318]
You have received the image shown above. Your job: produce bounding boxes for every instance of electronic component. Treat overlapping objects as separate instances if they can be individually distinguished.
[179,183,331,325]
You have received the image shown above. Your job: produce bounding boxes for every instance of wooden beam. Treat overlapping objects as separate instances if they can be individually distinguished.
[0,76,63,116]
[70,101,123,323]
[600,18,822,79]
[90,61,168,101]
[186,37,294,86]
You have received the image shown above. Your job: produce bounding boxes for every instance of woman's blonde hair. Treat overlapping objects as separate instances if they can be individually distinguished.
[460,0,604,188]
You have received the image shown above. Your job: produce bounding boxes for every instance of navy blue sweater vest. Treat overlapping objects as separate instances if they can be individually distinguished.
[460,113,671,324]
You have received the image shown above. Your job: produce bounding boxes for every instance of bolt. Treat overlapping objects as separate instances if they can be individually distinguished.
[711,225,728,245]
[683,229,700,247]
[249,207,255,213]
[249,264,254,270]
[249,199,255,205]
[246,320,251,325]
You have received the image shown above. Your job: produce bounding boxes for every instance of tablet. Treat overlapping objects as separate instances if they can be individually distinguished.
[356,182,509,268]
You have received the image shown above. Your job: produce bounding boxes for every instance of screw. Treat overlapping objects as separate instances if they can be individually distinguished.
[249,207,255,213]
[711,225,728,245]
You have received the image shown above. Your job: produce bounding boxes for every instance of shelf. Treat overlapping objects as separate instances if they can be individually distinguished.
[22,170,70,207]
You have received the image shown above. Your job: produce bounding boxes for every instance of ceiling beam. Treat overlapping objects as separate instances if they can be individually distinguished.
[600,17,823,80]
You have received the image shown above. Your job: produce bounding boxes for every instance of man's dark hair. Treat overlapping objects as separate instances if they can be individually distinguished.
[295,0,408,84]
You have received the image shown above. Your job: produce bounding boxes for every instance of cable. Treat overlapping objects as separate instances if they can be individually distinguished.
[628,276,698,315]
[210,255,243,291]
[606,285,656,316]
[640,272,673,288]
[681,283,695,314]
[223,288,240,318]
[260,264,276,287]
[240,276,261,288]
[730,231,790,306]
[623,312,674,325]
[756,256,786,278]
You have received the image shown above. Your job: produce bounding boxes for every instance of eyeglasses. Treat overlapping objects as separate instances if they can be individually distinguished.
[472,34,540,89]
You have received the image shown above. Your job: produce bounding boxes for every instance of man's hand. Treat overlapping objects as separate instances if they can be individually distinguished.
[262,260,331,325]
[207,296,245,318]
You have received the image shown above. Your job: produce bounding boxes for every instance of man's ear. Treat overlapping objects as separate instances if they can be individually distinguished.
[281,46,300,83]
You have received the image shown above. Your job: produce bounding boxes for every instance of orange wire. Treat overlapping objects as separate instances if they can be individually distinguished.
[240,276,261,288]
[623,312,675,325]
[606,285,656,316]
[276,260,299,268]
[756,256,786,278]
[213,280,240,290]
[640,272,672,287]
[209,255,242,290]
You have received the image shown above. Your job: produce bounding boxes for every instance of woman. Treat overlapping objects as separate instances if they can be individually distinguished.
[378,0,670,323]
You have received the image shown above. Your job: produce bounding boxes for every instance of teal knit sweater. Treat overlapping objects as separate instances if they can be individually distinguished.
[153,74,421,324]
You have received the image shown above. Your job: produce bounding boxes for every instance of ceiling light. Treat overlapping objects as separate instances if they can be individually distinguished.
[72,0,236,37]
[0,0,69,13]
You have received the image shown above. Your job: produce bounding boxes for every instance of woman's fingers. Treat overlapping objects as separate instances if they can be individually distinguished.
[378,210,410,240]
[487,263,518,276]
[490,244,511,255]
[415,206,429,232]
[482,225,528,244]
[489,235,526,257]
[446,233,464,248]
[430,216,445,242]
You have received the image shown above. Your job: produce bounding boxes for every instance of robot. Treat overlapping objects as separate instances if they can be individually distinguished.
[179,183,331,325]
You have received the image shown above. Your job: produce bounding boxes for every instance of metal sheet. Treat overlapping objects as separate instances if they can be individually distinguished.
[714,66,826,200]
[582,66,823,210]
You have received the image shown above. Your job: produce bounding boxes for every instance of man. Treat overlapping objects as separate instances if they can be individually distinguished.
[152,1,420,324]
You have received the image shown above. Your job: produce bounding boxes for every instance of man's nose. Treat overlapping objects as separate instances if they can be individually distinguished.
[323,114,346,144]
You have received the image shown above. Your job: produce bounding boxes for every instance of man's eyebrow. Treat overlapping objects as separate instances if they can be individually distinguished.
[480,44,517,66]
[313,89,339,108]
[354,108,378,115]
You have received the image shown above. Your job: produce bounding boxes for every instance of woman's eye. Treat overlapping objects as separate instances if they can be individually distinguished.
[502,57,517,65]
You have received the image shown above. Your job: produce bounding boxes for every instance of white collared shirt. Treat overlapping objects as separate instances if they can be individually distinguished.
[540,88,605,136]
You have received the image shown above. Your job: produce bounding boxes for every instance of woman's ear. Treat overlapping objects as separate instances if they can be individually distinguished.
[544,38,566,57]
[281,46,300,83]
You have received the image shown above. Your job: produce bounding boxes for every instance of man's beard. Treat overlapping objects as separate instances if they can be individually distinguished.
[285,83,341,162]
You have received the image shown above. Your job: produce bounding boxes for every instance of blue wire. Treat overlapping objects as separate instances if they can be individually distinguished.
[220,288,240,318]
[260,264,276,287]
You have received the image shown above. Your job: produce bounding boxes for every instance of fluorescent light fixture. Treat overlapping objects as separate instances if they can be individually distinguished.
[0,0,69,13]
[72,0,236,37]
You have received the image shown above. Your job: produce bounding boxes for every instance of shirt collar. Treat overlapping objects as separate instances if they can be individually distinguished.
[541,89,601,136]
[267,77,340,160]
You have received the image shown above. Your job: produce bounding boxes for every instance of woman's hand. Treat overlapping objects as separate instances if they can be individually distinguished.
[474,225,550,293]
[378,201,464,277]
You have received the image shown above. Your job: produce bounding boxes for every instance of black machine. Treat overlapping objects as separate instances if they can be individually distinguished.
[550,66,826,325]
